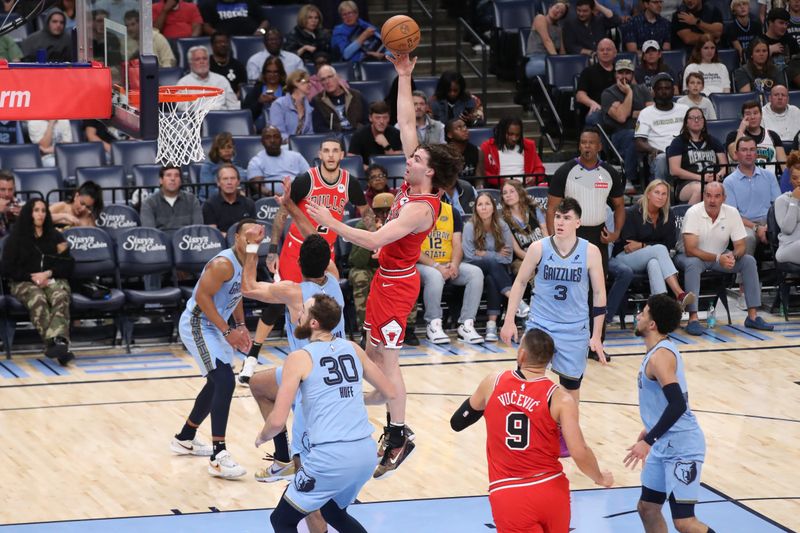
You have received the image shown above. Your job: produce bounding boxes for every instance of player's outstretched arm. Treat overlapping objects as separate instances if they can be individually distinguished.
[501,241,543,344]
[553,388,614,487]
[276,176,317,238]
[352,342,396,401]
[450,373,496,431]
[387,53,418,159]
[256,350,312,447]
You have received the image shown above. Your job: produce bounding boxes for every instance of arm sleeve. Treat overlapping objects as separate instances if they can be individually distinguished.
[450,398,484,432]
[461,222,477,260]
[290,172,312,203]
[347,176,367,206]
[643,382,687,445]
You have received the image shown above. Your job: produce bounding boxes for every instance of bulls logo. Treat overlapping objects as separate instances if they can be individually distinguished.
[294,467,316,493]
[674,461,698,485]
[380,319,403,348]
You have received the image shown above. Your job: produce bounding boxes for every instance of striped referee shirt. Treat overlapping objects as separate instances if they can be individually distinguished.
[549,158,625,227]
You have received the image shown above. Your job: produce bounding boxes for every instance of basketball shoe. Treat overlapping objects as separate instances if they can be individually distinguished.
[170,436,212,456]
[374,426,416,480]
[254,453,296,482]
[237,356,258,386]
[208,450,246,479]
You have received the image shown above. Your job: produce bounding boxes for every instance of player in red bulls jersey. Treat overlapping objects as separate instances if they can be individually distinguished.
[452,329,613,533]
[307,53,464,479]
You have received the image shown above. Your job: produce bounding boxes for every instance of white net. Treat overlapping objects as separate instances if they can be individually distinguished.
[156,86,224,167]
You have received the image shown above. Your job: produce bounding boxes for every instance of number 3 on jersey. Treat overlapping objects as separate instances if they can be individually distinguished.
[506,412,530,450]
[554,284,568,301]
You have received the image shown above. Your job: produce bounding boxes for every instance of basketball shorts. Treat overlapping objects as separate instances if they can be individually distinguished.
[642,430,706,504]
[275,366,309,460]
[488,473,570,533]
[179,311,234,377]
[526,317,589,381]
[285,437,377,514]
[364,269,420,349]
[278,235,335,284]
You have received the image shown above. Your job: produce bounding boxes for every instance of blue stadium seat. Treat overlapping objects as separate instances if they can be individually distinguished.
[231,35,263,63]
[202,110,255,137]
[76,166,127,205]
[188,163,204,184]
[660,50,686,80]
[176,37,210,70]
[13,168,62,198]
[493,0,536,30]
[232,135,264,168]
[331,61,356,82]
[414,76,439,99]
[469,127,493,147]
[545,55,588,92]
[709,92,757,120]
[705,119,739,146]
[476,188,502,207]
[348,80,386,107]
[790,90,800,108]
[132,164,163,189]
[369,155,406,179]
[260,4,302,36]
[111,140,158,176]
[360,62,396,89]
[0,144,41,170]
[54,142,106,185]
[158,67,183,86]
[69,120,86,142]
[341,155,364,179]
[289,133,344,164]
[96,204,141,242]
[171,225,227,275]
[717,48,740,74]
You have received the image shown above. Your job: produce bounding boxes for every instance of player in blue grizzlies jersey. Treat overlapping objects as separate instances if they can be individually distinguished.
[502,198,608,402]
[257,294,395,533]
[169,219,259,479]
[625,294,714,533]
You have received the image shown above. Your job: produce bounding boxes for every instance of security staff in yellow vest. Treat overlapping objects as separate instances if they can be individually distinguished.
[418,200,486,345]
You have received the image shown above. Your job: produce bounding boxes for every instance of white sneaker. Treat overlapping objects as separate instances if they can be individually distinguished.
[254,454,296,482]
[237,356,258,386]
[426,319,450,344]
[170,436,212,456]
[208,450,246,479]
[485,320,498,342]
[516,299,530,318]
[457,319,484,344]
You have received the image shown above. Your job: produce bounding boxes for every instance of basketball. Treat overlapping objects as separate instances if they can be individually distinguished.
[381,15,421,55]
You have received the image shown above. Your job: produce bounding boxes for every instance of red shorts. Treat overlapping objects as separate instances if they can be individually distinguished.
[278,235,335,283]
[488,473,570,533]
[364,268,420,349]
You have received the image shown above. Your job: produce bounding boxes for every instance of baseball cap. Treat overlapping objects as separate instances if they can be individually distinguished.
[651,72,674,85]
[615,58,634,72]
[642,40,660,52]
[372,192,395,209]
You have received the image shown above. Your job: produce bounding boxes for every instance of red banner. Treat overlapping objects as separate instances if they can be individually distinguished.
[0,61,112,120]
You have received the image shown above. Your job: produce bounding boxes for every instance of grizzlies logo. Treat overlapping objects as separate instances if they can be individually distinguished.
[302,431,312,454]
[294,466,316,493]
[674,461,698,485]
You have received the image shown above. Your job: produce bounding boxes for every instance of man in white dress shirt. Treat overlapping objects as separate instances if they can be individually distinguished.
[177,46,240,110]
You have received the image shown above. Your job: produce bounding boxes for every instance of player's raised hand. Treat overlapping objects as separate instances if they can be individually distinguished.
[500,321,518,345]
[306,201,334,226]
[387,52,417,76]
[274,176,293,207]
[244,224,264,246]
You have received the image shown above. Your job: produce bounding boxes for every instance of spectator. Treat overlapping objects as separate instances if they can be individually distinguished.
[271,69,314,142]
[789,0,800,49]
[140,166,202,234]
[524,0,568,78]
[0,170,21,236]
[634,40,678,91]
[622,0,672,53]
[363,163,395,207]
[199,0,267,36]
[562,0,621,56]
[307,54,350,99]
[1,198,75,365]
[242,56,285,125]
[445,118,484,183]
[123,10,176,67]
[285,4,334,63]
[734,37,783,96]
[635,73,688,181]
[311,64,366,133]
[724,100,784,171]
[407,90,445,145]
[199,132,247,199]
[667,106,727,204]
[480,117,546,187]
[83,119,121,153]
[670,0,723,51]
[91,9,122,67]
[246,28,305,83]
[56,0,77,27]
[430,71,484,127]
[723,136,781,257]
[246,126,310,196]
[576,38,618,126]
[762,8,800,79]
[26,119,73,167]
[93,0,136,24]
[419,198,485,345]
[202,164,255,235]
[500,179,548,275]
[610,180,695,307]
[676,72,717,120]
[49,181,104,227]
[675,181,773,333]
[20,9,72,62]
[441,175,478,218]
[780,149,800,191]
[209,31,247,96]
[463,192,523,341]
[331,0,383,63]
[598,0,635,22]
[725,0,762,62]
[177,46,240,111]
[0,33,22,61]
[681,34,731,94]
[152,0,202,39]
[602,58,654,187]
[774,163,800,262]
[762,84,800,141]
[347,100,403,167]
[0,121,23,144]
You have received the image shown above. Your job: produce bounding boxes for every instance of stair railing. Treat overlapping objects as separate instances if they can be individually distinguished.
[406,0,437,75]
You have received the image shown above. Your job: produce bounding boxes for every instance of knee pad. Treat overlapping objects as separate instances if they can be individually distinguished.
[209,362,235,394]
[559,374,583,390]
[260,302,285,326]
[668,493,696,520]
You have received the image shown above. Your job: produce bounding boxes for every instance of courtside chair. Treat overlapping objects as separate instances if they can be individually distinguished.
[202,110,255,137]
[171,225,227,300]
[709,92,758,120]
[231,36,263,62]
[76,166,127,205]
[176,37,211,70]
[55,142,105,187]
[111,140,158,178]
[13,168,62,200]
[0,236,31,357]
[767,205,800,320]
[96,204,141,243]
[369,155,407,180]
[255,196,281,225]
[348,81,387,107]
[0,144,41,170]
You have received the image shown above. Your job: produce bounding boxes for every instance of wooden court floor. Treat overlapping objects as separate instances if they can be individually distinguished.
[0,317,798,531]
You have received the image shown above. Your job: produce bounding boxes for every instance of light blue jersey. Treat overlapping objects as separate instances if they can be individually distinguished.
[528,237,590,325]
[285,273,346,351]
[179,248,243,375]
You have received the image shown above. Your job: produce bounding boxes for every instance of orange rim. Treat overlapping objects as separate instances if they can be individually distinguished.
[158,85,224,103]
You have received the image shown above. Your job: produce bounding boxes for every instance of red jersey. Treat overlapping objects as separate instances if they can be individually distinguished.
[287,166,354,248]
[378,182,440,275]
[484,370,563,493]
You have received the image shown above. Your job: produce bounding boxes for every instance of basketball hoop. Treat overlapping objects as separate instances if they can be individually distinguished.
[156,85,224,167]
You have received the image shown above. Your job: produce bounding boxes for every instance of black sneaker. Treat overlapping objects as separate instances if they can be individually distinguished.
[44,338,68,360]
[373,436,416,480]
[57,350,75,366]
[404,329,420,346]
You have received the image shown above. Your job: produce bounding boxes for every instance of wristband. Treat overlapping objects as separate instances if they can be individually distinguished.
[222,327,232,337]
[246,243,259,254]
[235,321,246,328]
[268,244,278,254]
[591,306,607,317]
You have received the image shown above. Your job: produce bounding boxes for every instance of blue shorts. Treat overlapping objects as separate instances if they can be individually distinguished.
[275,366,308,459]
[179,312,234,376]
[285,437,377,513]
[525,317,589,380]
[642,431,706,503]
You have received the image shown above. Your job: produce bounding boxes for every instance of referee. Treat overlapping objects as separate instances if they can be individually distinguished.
[546,126,626,360]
